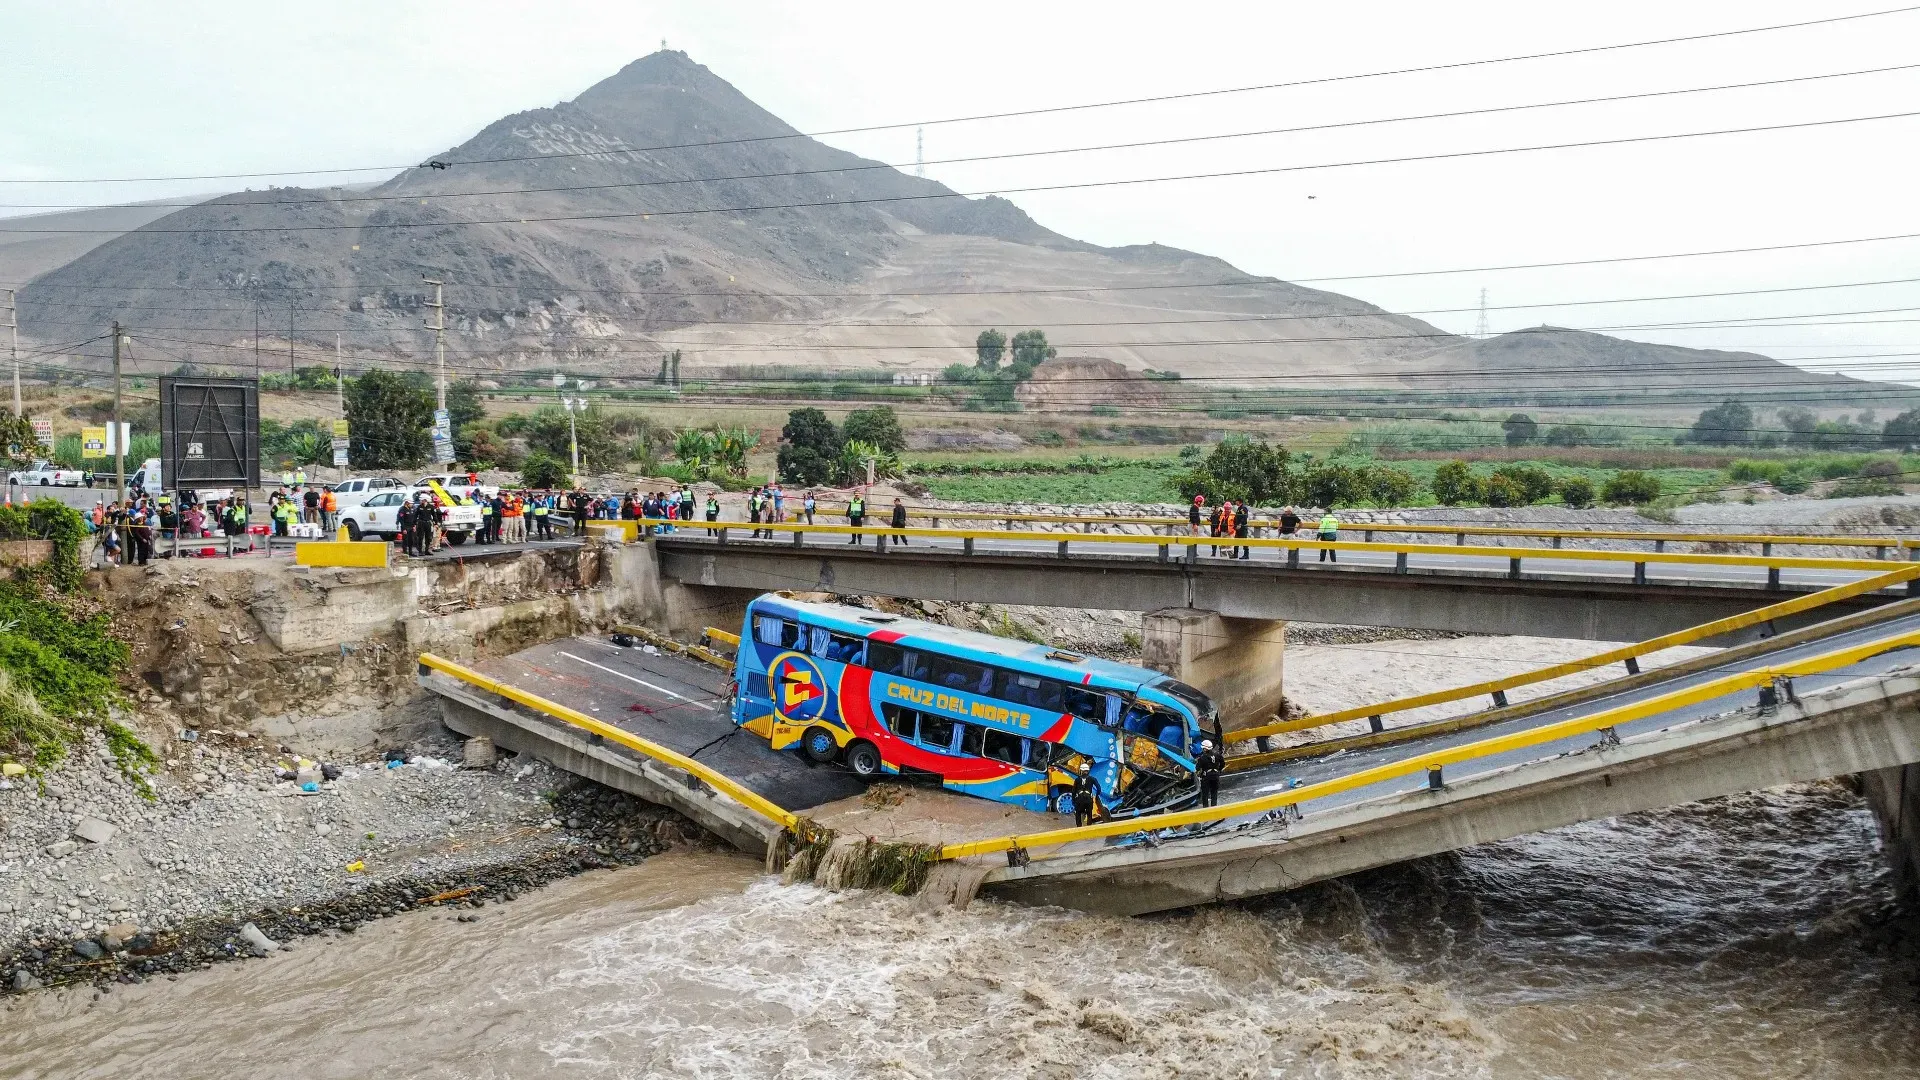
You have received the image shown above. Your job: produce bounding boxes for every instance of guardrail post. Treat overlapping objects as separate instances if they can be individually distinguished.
[1363,529,1373,542]
[1286,547,1300,569]
[1910,544,1920,562]
[716,527,729,546]
[1427,766,1444,791]
[1368,714,1383,733]
[1158,543,1169,562]
[1908,578,1919,597]
[931,516,941,529]
[1185,543,1198,565]
[1394,551,1408,574]
[1057,539,1069,558]
[1633,562,1647,585]
[1491,690,1509,708]
[1767,567,1781,590]
[963,537,974,555]
[1877,545,1888,561]
[1551,536,1563,549]
[791,530,804,548]
[1456,531,1466,545]
[1624,656,1641,675]
[1655,539,1666,553]
[1508,557,1521,579]
[1763,542,1773,557]
[874,531,887,555]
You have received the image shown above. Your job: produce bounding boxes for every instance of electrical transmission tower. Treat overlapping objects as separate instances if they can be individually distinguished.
[915,128,925,177]
[1474,288,1490,338]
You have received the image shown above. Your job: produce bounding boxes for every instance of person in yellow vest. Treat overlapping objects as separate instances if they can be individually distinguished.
[1318,509,1339,562]
[846,492,866,545]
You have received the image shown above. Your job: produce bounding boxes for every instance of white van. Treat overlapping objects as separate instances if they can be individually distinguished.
[129,457,161,493]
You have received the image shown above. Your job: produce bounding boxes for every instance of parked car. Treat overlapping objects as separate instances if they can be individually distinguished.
[338,488,484,546]
[328,476,406,508]
[407,486,485,545]
[7,461,84,487]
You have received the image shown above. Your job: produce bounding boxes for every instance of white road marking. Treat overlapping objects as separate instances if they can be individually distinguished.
[557,651,713,710]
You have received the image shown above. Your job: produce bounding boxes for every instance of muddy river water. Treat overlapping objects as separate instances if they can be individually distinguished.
[2,783,1915,1079]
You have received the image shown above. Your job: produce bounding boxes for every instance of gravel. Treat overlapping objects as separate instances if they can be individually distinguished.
[0,727,707,992]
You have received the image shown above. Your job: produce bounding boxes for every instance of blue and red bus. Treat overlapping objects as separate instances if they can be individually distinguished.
[730,595,1216,818]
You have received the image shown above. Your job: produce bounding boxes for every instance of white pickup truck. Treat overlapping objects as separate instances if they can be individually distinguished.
[7,461,85,487]
[338,486,484,545]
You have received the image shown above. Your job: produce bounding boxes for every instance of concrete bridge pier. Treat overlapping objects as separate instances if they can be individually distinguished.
[1141,608,1286,733]
[1861,764,1920,901]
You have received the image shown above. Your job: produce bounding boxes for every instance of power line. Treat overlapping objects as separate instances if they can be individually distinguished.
[9,3,1914,185]
[17,274,1919,329]
[10,62,1916,212]
[6,110,1915,236]
[12,229,1920,297]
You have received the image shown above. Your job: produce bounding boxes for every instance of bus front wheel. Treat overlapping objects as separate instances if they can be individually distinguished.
[802,727,840,763]
[844,740,881,778]
[1051,788,1076,815]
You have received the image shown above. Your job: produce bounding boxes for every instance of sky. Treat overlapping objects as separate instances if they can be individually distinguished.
[2,0,1918,379]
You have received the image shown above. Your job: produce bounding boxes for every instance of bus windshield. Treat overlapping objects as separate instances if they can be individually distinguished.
[731,597,1201,818]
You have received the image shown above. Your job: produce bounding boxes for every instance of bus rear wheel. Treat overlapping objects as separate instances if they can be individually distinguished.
[844,740,881,778]
[802,727,840,763]
[1051,788,1076,815]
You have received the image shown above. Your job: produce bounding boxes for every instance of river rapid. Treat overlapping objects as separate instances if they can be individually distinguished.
[2,782,1915,1079]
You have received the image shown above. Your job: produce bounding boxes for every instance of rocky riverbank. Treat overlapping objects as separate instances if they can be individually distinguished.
[0,726,706,994]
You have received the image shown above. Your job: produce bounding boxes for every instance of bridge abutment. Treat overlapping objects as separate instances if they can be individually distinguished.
[1141,608,1286,732]
[1861,765,1920,902]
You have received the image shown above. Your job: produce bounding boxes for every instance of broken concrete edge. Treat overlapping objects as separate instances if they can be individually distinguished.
[976,667,1920,915]
[425,674,783,857]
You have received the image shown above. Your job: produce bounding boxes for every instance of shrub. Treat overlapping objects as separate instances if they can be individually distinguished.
[1363,465,1420,507]
[1301,462,1364,509]
[1430,460,1482,505]
[1490,465,1554,504]
[1556,476,1596,509]
[519,452,568,489]
[1601,470,1662,504]
[1482,472,1524,507]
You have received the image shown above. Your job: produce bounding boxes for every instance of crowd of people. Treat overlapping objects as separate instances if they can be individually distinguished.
[87,487,254,567]
[1189,495,1340,561]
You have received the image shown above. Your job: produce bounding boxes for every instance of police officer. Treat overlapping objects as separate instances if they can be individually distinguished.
[1071,761,1098,827]
[1196,738,1225,807]
[1233,501,1251,560]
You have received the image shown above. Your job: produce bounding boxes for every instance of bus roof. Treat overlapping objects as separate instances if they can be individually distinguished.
[752,597,1166,693]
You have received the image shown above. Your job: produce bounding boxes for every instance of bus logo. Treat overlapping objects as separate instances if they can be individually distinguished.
[769,652,828,722]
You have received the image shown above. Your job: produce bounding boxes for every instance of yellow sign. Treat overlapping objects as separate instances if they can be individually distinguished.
[331,419,349,438]
[80,426,107,459]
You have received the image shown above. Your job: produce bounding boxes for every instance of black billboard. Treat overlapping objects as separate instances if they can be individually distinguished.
[159,376,259,489]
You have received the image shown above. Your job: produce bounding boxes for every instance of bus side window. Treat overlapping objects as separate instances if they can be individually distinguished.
[997,670,1064,711]
[1061,684,1104,721]
[980,728,1025,765]
[778,621,802,650]
[868,642,904,676]
[807,626,831,657]
[754,615,784,647]
[931,656,991,695]
[919,715,957,752]
[827,633,866,666]
[959,724,985,758]
[1025,739,1056,770]
[882,703,918,741]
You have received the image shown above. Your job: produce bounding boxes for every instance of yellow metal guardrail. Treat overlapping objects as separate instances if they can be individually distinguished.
[636,517,1909,574]
[705,626,742,648]
[1230,563,1920,744]
[936,627,1920,862]
[295,541,390,568]
[416,652,797,830]
[802,502,1916,553]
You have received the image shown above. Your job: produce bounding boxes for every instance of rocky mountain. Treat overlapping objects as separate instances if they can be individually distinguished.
[13,51,1863,396]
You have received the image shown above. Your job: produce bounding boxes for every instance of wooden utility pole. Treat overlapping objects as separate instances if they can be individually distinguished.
[289,302,297,376]
[112,322,124,503]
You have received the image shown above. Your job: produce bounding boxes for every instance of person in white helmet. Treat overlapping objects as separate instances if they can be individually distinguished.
[1196,738,1225,807]
[1071,761,1098,827]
